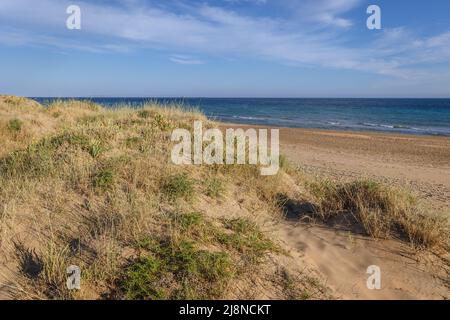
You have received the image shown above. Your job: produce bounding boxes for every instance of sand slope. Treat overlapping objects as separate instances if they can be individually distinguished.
[274,221,448,299]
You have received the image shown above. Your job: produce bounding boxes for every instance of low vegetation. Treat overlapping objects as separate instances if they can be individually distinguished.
[307,179,449,248]
[7,119,22,133]
[204,177,225,198]
[162,173,195,201]
[120,212,279,300]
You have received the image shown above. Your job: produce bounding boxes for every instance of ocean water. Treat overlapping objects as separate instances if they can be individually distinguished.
[33,98,450,137]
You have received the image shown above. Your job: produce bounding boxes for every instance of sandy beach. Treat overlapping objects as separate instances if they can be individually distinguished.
[221,123,450,213]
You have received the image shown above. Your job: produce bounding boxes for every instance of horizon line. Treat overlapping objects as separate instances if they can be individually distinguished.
[27,96,450,100]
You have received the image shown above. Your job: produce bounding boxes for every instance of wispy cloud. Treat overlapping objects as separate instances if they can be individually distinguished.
[290,0,362,28]
[0,0,450,81]
[169,54,204,65]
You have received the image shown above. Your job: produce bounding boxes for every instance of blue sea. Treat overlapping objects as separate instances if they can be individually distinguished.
[33,98,450,137]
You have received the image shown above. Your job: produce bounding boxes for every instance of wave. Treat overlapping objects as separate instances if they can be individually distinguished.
[361,122,398,129]
[217,116,450,136]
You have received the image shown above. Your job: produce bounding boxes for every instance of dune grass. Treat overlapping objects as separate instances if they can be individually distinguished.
[307,179,449,248]
[7,119,23,133]
[120,211,279,300]
[204,177,225,198]
[122,239,234,300]
[0,97,293,299]
[162,173,195,201]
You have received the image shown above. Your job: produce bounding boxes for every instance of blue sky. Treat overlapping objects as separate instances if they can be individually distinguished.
[1,0,450,97]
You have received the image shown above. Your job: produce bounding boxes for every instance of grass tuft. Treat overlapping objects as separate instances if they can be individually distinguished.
[216,218,279,264]
[308,179,448,248]
[204,177,225,198]
[92,167,115,190]
[122,240,233,300]
[8,118,23,133]
[162,173,194,201]
[137,110,151,119]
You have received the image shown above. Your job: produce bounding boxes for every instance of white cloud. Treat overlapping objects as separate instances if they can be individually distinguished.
[0,0,450,81]
[169,54,204,65]
[284,0,361,28]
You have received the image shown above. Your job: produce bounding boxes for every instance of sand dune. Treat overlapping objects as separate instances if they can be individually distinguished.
[0,98,448,300]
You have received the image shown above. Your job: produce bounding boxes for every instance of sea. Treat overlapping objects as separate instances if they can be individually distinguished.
[32,98,450,137]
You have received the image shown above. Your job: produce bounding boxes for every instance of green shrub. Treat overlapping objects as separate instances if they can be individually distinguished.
[169,211,204,231]
[216,218,278,264]
[137,110,151,119]
[49,132,106,158]
[49,132,90,150]
[92,168,115,190]
[153,114,172,131]
[204,177,224,198]
[162,173,194,201]
[0,140,55,179]
[88,140,105,158]
[121,240,233,300]
[7,119,22,133]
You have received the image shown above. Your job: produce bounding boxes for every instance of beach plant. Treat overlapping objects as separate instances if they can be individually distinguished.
[153,113,172,131]
[88,139,105,158]
[204,177,225,198]
[122,240,234,300]
[307,179,448,247]
[162,173,194,201]
[216,218,280,265]
[7,118,23,133]
[92,167,115,190]
[120,212,280,300]
[137,110,151,119]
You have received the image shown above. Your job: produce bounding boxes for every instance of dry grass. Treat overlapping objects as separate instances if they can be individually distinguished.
[0,97,301,300]
[118,212,280,299]
[307,179,449,248]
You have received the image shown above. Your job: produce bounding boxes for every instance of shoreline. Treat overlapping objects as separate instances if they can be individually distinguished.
[219,122,450,212]
[212,118,450,138]
[218,121,450,139]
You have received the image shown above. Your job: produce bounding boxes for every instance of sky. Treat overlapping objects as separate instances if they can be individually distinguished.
[1,0,450,97]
